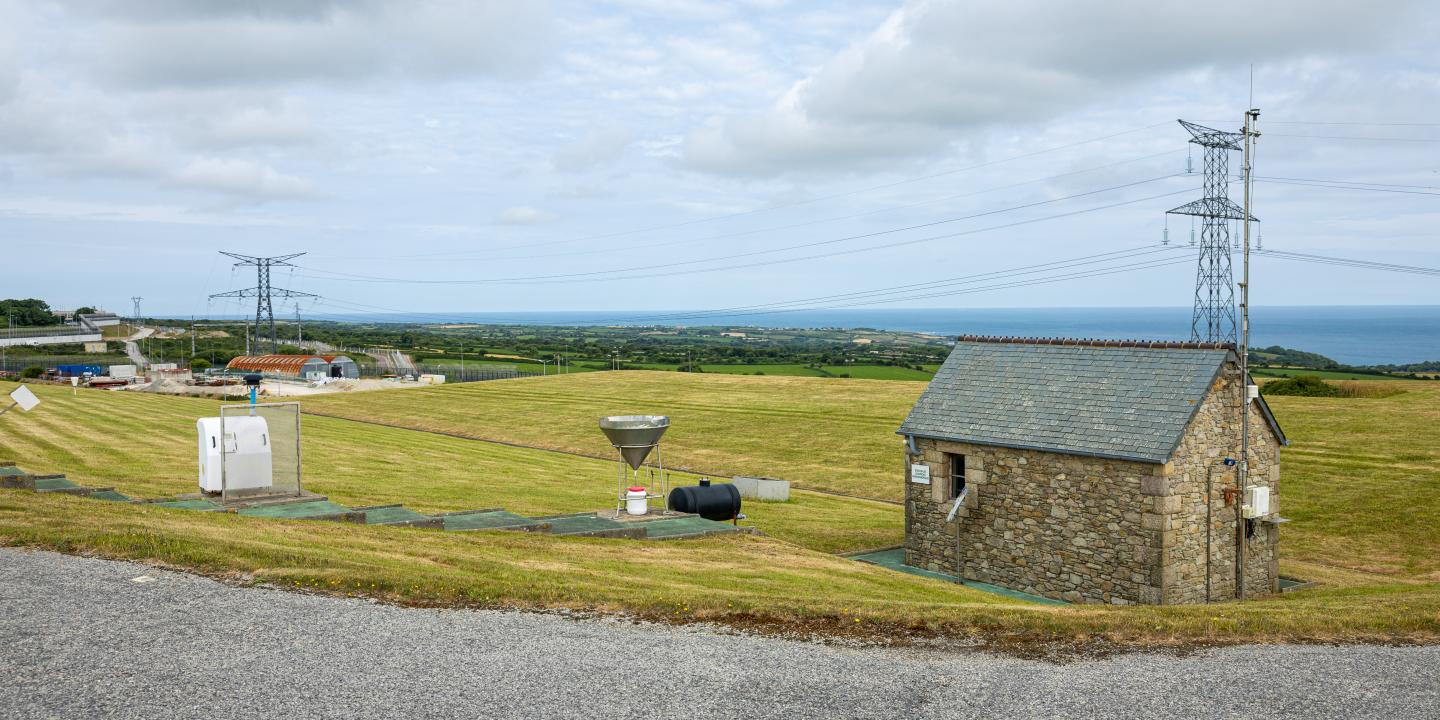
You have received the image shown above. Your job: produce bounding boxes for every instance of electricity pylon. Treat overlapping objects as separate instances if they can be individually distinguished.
[209,252,318,354]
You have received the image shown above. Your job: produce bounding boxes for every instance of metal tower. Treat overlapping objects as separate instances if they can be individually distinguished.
[209,252,318,354]
[1166,120,1255,343]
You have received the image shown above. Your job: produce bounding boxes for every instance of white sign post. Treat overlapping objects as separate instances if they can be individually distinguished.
[910,463,931,484]
[1,385,41,416]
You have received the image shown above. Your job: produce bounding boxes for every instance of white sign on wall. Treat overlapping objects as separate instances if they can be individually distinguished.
[910,463,931,484]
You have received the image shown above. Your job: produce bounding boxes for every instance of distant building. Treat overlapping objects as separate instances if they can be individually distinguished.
[899,336,1286,605]
[78,313,121,328]
[226,354,360,379]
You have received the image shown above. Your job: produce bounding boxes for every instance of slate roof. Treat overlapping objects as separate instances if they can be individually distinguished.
[898,336,1283,464]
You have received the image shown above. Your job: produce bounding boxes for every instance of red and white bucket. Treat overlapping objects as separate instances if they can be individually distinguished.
[625,486,649,516]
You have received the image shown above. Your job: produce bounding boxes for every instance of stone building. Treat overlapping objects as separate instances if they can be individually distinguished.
[898,336,1286,605]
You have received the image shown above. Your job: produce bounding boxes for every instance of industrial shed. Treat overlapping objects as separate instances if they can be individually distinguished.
[899,336,1287,605]
[226,354,359,379]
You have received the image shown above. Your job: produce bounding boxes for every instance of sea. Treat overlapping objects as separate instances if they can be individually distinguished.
[318,305,1439,366]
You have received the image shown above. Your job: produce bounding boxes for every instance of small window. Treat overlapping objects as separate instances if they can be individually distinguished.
[948,453,966,500]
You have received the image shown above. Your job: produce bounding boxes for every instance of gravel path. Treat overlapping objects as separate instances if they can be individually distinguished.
[1,548,1436,719]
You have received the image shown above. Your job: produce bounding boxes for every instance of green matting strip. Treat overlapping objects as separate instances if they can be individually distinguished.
[634,516,744,539]
[89,489,131,502]
[35,476,79,491]
[151,499,224,511]
[544,514,625,535]
[362,506,433,525]
[0,466,29,477]
[237,500,353,519]
[442,510,545,531]
[848,548,1067,606]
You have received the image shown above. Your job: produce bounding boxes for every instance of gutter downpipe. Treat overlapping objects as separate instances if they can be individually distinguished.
[1206,466,1213,602]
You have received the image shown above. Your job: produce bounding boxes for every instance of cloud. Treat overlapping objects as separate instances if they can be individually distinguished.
[495,205,555,224]
[173,157,317,200]
[0,27,16,105]
[552,126,635,172]
[90,1,556,88]
[682,0,1428,177]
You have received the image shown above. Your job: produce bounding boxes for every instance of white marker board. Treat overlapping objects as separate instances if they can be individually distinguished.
[910,463,931,484]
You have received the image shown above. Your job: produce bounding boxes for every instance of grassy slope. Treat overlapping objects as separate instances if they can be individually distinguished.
[0,382,897,554]
[299,373,1440,582]
[1,378,1438,647]
[300,372,924,501]
[1265,384,1440,581]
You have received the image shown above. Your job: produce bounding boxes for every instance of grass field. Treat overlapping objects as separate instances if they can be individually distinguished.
[300,372,1440,579]
[0,382,897,554]
[301,372,924,501]
[1252,367,1411,381]
[1,376,1438,649]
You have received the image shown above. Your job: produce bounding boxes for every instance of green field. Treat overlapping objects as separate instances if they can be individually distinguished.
[0,382,896,555]
[1253,367,1410,381]
[300,372,924,501]
[2,375,1438,649]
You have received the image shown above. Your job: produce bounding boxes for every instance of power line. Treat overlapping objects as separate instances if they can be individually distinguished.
[208,252,320,353]
[337,148,1187,266]
[307,245,1197,329]
[1261,120,1440,128]
[295,174,1190,286]
[622,246,1190,324]
[1257,249,1440,277]
[1266,133,1440,144]
[310,121,1177,263]
[1252,175,1440,191]
[1253,178,1440,197]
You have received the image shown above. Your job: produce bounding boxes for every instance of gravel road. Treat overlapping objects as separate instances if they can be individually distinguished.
[1,548,1436,719]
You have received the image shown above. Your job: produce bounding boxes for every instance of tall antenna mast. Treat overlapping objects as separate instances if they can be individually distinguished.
[1166,120,1253,343]
[1237,106,1260,598]
[209,252,318,354]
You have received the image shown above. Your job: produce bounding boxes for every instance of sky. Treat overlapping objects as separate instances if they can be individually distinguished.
[1,0,1437,320]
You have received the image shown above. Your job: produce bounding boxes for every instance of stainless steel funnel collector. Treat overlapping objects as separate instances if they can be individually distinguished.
[599,415,670,517]
[599,415,669,469]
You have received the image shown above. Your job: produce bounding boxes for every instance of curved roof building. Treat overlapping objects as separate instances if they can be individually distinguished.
[225,355,359,379]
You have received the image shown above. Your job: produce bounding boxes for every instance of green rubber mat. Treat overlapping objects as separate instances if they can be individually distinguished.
[35,476,79,491]
[544,514,625,535]
[89,489,131,502]
[0,466,29,477]
[151,499,223,511]
[238,500,353,519]
[848,548,1067,605]
[1278,577,1310,591]
[634,516,744,539]
[361,506,433,525]
[443,510,545,531]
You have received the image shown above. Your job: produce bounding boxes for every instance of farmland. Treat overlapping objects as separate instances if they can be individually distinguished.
[1,375,1439,649]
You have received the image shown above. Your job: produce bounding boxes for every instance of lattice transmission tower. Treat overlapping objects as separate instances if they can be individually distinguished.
[1166,120,1255,343]
[209,252,318,354]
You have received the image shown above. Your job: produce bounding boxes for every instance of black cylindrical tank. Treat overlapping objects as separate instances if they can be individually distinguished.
[667,482,741,521]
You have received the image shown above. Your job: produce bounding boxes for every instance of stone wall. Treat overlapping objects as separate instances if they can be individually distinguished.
[904,440,1160,604]
[903,360,1282,604]
[1162,362,1281,603]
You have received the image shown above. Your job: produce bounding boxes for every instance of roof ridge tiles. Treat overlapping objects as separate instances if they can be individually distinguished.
[954,334,1234,350]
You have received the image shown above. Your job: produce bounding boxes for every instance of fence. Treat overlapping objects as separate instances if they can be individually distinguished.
[0,355,131,374]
